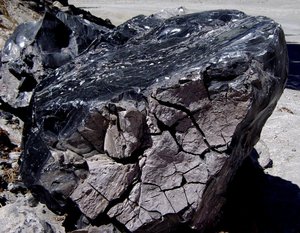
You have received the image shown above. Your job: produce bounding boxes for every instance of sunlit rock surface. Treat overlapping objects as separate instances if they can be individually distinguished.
[20,10,287,232]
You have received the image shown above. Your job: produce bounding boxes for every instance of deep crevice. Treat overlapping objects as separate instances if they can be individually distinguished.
[153,113,183,153]
[103,165,141,217]
[76,129,103,153]
[62,198,84,232]
[0,99,29,122]
[82,171,142,232]
[152,95,230,159]
[181,176,187,186]
[89,175,142,232]
[18,73,38,92]
[163,190,177,214]
[151,95,212,149]
[105,103,124,132]
[104,108,152,165]
[188,147,211,160]
[105,143,148,165]
[87,182,109,202]
[128,197,163,222]
[142,181,185,193]
[209,143,229,154]
[89,213,131,233]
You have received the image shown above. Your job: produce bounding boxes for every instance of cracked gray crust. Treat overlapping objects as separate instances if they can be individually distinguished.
[27,73,253,231]
[101,72,252,231]
[22,57,285,233]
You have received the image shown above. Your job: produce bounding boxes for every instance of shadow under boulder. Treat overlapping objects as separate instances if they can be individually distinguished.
[218,149,300,233]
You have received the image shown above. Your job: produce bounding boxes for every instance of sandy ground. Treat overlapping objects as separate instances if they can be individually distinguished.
[259,89,300,185]
[68,0,300,187]
[69,0,300,43]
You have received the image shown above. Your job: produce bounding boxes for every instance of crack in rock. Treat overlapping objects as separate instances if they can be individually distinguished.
[70,154,138,219]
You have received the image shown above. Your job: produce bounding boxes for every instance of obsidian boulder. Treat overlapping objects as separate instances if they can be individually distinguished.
[20,10,288,232]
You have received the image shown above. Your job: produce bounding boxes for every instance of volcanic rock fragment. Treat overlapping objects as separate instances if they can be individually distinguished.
[20,10,288,232]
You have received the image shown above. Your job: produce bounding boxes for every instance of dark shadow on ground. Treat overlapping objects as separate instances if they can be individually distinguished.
[286,43,300,90]
[217,149,300,233]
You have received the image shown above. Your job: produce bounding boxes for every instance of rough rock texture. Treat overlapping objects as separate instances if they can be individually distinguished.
[20,10,287,232]
[0,0,42,49]
[0,109,23,146]
[0,122,22,192]
[70,224,121,233]
[0,0,107,49]
[0,0,115,198]
[0,192,65,233]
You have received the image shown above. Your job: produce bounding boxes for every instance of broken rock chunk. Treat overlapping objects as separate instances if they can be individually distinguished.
[20,9,287,232]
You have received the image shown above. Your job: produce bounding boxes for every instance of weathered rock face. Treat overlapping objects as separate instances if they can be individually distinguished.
[0,0,42,50]
[20,10,288,232]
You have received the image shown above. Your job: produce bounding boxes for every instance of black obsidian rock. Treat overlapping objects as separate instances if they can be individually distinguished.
[20,10,287,232]
[0,9,113,109]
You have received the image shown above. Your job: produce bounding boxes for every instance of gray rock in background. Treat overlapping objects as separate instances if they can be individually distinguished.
[0,110,23,147]
[0,7,114,112]
[0,192,65,233]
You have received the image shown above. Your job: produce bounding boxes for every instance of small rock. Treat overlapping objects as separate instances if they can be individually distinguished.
[255,140,273,169]
[7,181,27,193]
[53,1,64,9]
[8,152,20,161]
[11,161,18,169]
